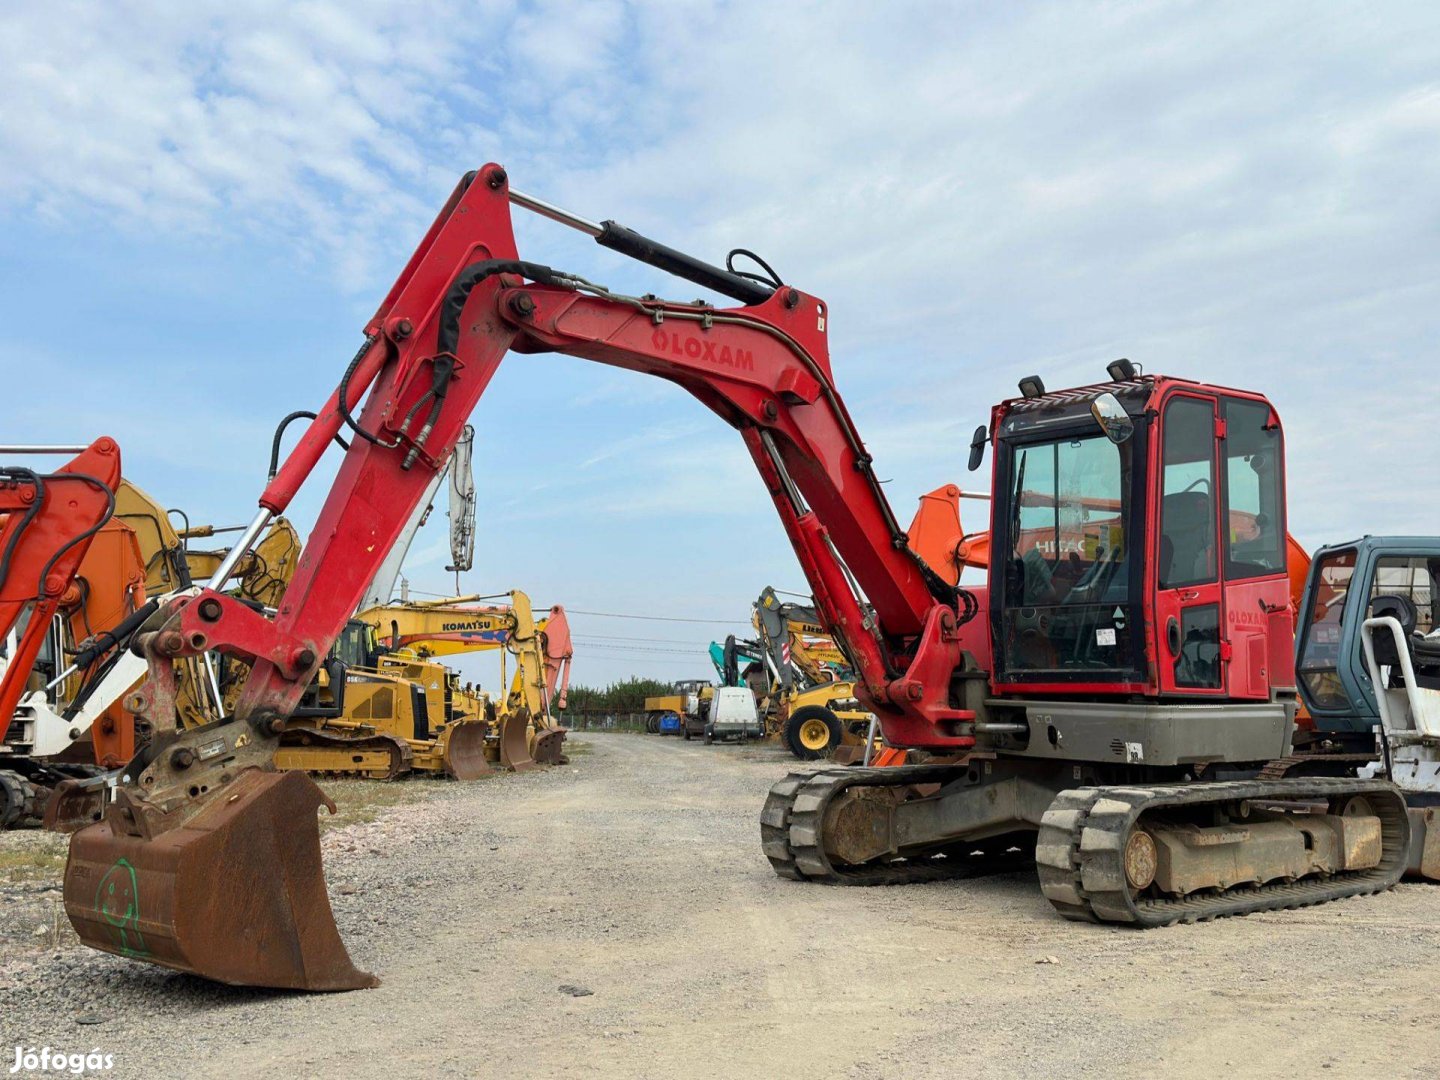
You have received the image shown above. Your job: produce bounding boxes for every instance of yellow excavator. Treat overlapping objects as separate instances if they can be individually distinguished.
[121,489,493,783]
[178,520,302,611]
[125,483,484,786]
[751,587,874,759]
[114,480,303,609]
[114,480,304,729]
[754,487,991,760]
[355,590,573,770]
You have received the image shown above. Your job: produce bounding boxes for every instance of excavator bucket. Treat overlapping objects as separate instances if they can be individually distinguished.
[63,769,377,991]
[531,727,567,766]
[498,712,537,772]
[444,720,491,781]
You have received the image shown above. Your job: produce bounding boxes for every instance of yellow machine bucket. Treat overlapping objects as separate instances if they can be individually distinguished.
[443,719,492,781]
[498,711,537,771]
[63,769,377,991]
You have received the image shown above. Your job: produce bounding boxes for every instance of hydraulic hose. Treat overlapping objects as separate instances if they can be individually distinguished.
[34,473,116,595]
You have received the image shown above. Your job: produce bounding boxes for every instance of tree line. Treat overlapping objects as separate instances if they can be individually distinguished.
[564,677,677,713]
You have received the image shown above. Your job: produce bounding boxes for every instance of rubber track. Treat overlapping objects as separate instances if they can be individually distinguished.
[1034,777,1410,926]
[761,764,1034,885]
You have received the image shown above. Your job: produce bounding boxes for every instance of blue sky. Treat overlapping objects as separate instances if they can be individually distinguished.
[2,0,1438,691]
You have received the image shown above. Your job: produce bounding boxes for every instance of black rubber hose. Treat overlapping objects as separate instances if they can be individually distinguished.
[726,247,784,289]
[268,410,350,480]
[67,597,160,673]
[435,259,568,356]
[64,644,123,718]
[0,468,44,590]
[35,473,115,595]
[163,508,194,588]
[337,334,384,446]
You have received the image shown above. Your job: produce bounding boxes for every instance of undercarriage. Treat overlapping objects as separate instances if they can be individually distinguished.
[762,759,1412,925]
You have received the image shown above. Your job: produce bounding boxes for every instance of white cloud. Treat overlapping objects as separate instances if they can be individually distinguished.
[0,0,518,284]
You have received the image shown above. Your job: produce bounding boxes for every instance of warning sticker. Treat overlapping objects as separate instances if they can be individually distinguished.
[1096,627,1117,646]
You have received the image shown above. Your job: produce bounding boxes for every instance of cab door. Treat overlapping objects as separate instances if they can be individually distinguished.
[1154,392,1226,696]
[1216,395,1290,700]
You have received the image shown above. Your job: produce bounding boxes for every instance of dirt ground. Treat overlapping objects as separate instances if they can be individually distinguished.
[2,732,1438,1079]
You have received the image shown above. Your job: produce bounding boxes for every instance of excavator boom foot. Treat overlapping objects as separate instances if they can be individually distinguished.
[63,769,377,991]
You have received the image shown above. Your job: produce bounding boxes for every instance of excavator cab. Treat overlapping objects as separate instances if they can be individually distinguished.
[984,375,1295,708]
[1295,538,1440,742]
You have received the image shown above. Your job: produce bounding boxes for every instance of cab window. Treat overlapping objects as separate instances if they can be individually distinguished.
[1222,398,1285,579]
[1296,548,1357,710]
[1370,556,1440,634]
[1159,396,1217,589]
[1001,432,1137,675]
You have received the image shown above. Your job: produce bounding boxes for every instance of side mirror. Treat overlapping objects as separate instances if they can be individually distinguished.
[1090,392,1134,444]
[967,425,988,472]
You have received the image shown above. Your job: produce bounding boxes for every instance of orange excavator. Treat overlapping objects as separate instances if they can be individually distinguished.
[61,167,1422,994]
[1,441,127,825]
[2,463,308,829]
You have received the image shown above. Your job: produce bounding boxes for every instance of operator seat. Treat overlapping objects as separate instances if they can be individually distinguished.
[1369,594,1440,691]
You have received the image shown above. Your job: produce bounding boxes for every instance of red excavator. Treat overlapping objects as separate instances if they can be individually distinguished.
[62,166,1417,991]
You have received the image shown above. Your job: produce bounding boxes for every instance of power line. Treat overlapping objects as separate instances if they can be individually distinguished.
[568,608,749,626]
[579,643,704,656]
[572,656,712,667]
[572,633,715,645]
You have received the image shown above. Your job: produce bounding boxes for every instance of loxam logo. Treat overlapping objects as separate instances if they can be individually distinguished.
[651,329,754,371]
[1228,608,1266,629]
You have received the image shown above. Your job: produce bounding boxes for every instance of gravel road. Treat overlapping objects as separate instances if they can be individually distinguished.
[3,732,1439,1079]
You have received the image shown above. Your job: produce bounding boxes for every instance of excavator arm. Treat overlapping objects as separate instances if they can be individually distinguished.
[137,165,973,761]
[359,595,526,656]
[500,286,978,743]
[65,165,980,990]
[356,592,571,710]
